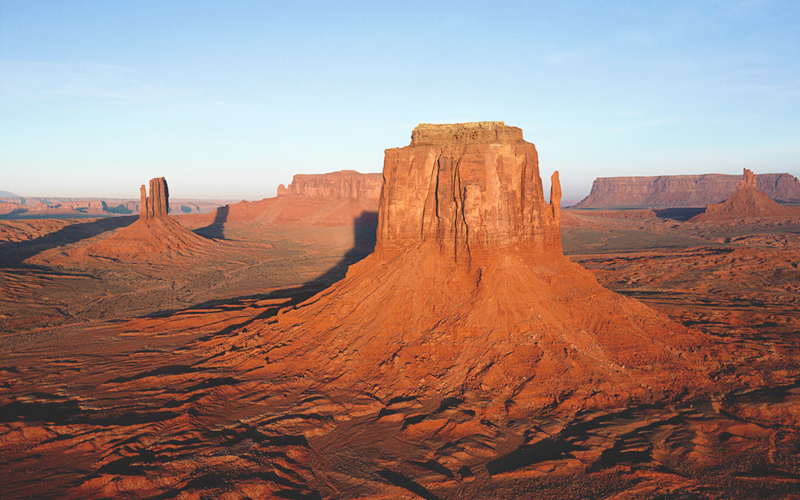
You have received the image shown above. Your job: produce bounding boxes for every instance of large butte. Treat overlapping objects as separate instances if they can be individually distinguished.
[212,122,717,413]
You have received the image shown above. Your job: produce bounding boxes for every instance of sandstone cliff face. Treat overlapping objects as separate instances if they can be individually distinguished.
[574,173,800,208]
[277,170,381,201]
[377,122,561,260]
[140,177,169,220]
[219,122,713,408]
[691,168,796,222]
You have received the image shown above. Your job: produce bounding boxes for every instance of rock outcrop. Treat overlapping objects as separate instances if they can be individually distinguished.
[277,170,382,201]
[140,177,169,219]
[218,122,714,409]
[573,172,800,209]
[691,168,796,222]
[377,122,561,261]
[207,170,381,229]
[77,178,210,260]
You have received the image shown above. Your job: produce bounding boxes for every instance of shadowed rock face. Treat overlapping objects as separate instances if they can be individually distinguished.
[139,177,169,220]
[377,122,561,261]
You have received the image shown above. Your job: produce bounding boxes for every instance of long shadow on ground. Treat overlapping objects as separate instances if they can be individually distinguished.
[144,211,378,320]
[0,216,137,268]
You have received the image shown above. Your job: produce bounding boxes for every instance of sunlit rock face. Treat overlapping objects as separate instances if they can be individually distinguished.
[139,177,169,220]
[573,172,800,209]
[692,168,796,222]
[277,170,382,201]
[377,122,561,262]
[226,122,713,407]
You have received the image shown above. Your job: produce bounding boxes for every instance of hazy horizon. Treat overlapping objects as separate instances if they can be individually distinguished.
[2,1,799,200]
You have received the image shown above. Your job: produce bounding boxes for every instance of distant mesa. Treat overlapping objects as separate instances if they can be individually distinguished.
[690,168,797,222]
[277,170,382,201]
[573,172,800,209]
[0,184,226,218]
[220,122,713,410]
[206,170,381,230]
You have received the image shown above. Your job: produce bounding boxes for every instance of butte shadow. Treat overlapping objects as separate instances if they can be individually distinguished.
[209,122,718,413]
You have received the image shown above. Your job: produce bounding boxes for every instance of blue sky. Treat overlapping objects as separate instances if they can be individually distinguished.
[1,1,799,201]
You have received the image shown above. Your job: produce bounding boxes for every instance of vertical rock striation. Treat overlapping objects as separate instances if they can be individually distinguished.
[377,122,562,261]
[229,122,713,407]
[738,167,757,190]
[140,177,170,220]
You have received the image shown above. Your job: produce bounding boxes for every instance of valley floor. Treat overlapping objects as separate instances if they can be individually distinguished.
[1,210,798,499]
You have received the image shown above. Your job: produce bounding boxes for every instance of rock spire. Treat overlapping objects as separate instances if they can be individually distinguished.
[737,168,757,190]
[691,168,795,221]
[140,177,170,220]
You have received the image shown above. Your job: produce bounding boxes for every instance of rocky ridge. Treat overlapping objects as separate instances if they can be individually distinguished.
[205,170,381,229]
[573,172,800,209]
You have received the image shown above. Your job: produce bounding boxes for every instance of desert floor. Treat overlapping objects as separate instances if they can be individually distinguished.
[1,209,799,499]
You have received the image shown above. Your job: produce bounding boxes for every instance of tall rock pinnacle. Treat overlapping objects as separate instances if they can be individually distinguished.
[377,122,561,262]
[691,168,795,221]
[139,177,170,220]
[738,168,757,191]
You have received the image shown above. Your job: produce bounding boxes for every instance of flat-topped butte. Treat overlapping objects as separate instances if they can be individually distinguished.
[410,121,524,146]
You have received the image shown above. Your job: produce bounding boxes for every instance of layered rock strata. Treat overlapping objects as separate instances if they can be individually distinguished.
[140,177,169,219]
[574,172,800,208]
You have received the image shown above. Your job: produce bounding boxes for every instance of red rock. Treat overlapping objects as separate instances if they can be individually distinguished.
[76,178,210,260]
[223,122,714,407]
[573,172,800,208]
[206,170,381,227]
[140,177,169,220]
[278,170,382,201]
[691,168,797,221]
[377,122,561,261]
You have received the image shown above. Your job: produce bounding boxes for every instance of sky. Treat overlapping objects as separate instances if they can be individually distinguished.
[1,1,799,201]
